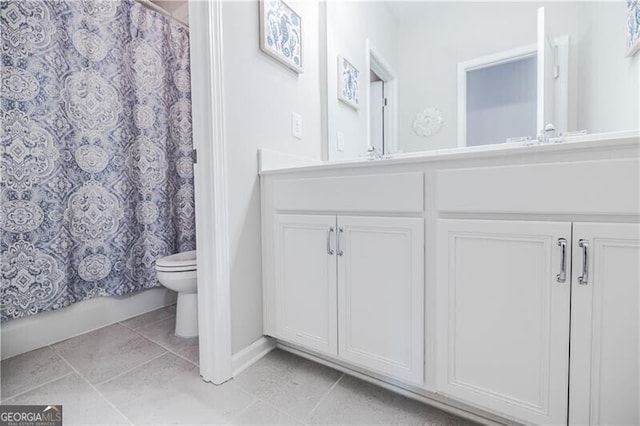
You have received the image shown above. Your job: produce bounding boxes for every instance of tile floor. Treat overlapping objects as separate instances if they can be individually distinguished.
[1,306,478,425]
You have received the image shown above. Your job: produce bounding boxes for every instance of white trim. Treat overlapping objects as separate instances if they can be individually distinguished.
[553,35,571,134]
[277,342,508,426]
[457,43,537,148]
[537,6,545,134]
[232,336,277,377]
[366,40,398,154]
[189,0,233,384]
[2,289,176,360]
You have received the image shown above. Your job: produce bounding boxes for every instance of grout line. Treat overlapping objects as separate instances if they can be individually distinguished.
[118,311,177,332]
[127,325,200,368]
[226,393,259,423]
[235,389,307,425]
[303,373,345,422]
[0,371,76,403]
[50,345,134,425]
[93,351,169,387]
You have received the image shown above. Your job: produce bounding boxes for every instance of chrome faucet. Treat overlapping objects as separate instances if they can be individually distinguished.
[367,146,383,160]
[537,123,556,143]
[537,123,564,144]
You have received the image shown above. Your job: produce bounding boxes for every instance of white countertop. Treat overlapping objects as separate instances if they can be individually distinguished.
[259,130,640,176]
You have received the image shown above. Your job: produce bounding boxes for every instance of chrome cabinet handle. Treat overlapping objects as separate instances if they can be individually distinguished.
[336,227,344,256]
[578,239,589,285]
[556,238,567,283]
[327,227,334,255]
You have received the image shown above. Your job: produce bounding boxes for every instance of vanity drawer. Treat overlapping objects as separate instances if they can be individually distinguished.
[436,158,640,216]
[272,172,424,213]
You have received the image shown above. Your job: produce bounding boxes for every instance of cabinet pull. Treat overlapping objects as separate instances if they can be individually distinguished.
[578,239,589,285]
[337,227,344,256]
[556,238,567,283]
[327,227,334,255]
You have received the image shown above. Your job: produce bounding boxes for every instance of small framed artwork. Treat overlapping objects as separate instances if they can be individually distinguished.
[338,55,359,109]
[627,0,640,57]
[259,0,303,73]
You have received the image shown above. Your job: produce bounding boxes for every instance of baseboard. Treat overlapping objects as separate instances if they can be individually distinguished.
[231,336,276,377]
[277,342,515,426]
[1,288,177,360]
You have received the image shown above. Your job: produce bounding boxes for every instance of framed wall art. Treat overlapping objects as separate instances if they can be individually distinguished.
[338,55,359,109]
[627,0,640,56]
[259,0,303,72]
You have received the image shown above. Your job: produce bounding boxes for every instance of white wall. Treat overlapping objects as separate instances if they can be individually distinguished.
[577,1,639,133]
[393,1,634,153]
[221,0,323,354]
[326,1,398,160]
[218,0,638,355]
[396,2,541,153]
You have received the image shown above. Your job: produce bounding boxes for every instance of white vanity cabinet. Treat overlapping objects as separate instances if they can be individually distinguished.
[337,216,424,384]
[261,133,639,425]
[436,220,640,425]
[273,213,424,384]
[568,223,640,426]
[433,153,640,425]
[274,214,338,356]
[436,219,572,424]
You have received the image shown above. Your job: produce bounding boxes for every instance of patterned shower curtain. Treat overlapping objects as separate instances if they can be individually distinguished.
[0,0,195,321]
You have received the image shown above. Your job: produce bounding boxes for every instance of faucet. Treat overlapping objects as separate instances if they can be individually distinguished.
[537,123,564,144]
[367,146,383,160]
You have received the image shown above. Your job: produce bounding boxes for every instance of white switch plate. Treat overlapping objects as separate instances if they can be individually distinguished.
[337,131,345,152]
[291,112,302,139]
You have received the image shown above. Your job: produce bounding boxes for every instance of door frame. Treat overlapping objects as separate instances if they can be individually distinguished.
[365,40,398,154]
[456,44,537,148]
[189,0,233,384]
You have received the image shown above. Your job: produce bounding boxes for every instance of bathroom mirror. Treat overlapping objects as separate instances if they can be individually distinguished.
[324,1,639,160]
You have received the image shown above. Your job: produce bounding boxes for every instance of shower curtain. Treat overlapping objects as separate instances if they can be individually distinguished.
[0,0,195,321]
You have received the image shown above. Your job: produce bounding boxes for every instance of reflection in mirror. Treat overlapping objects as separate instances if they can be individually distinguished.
[325,1,639,160]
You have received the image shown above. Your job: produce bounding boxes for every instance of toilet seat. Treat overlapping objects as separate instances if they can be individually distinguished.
[155,264,196,272]
[155,250,197,272]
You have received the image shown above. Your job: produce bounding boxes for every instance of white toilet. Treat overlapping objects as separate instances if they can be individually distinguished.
[155,250,198,337]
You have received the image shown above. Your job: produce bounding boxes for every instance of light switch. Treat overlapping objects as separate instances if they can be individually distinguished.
[337,131,345,152]
[291,112,302,139]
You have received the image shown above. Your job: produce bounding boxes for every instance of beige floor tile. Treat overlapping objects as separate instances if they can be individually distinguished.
[52,324,166,385]
[120,305,176,330]
[3,373,130,425]
[136,317,199,364]
[234,350,342,421]
[307,375,478,425]
[98,353,254,425]
[231,400,302,425]
[1,346,73,401]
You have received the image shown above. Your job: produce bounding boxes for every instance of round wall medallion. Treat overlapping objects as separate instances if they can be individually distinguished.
[412,108,444,137]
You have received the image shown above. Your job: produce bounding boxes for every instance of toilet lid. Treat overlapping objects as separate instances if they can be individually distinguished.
[155,250,197,271]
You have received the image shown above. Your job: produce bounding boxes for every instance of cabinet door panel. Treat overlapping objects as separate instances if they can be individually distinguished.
[275,214,337,356]
[569,223,640,425]
[436,220,571,425]
[337,216,424,384]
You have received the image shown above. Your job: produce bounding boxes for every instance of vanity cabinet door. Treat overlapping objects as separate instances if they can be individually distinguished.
[436,219,571,425]
[569,223,640,426]
[337,216,424,384]
[274,214,338,356]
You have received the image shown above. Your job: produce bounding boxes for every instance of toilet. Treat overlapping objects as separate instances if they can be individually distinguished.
[155,250,198,337]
